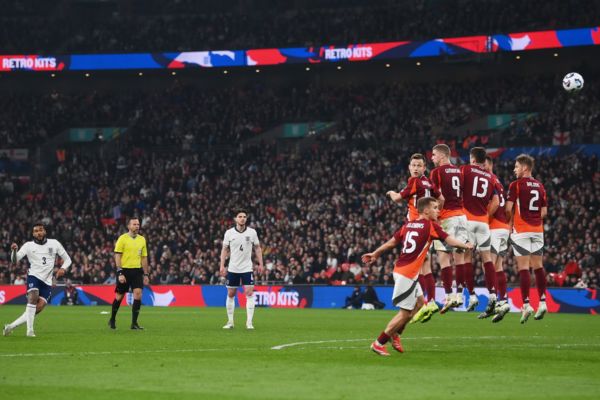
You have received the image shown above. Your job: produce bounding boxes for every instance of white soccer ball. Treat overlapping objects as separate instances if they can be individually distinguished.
[562,72,584,92]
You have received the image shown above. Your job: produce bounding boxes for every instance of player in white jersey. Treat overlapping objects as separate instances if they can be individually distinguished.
[3,223,72,337]
[220,209,263,329]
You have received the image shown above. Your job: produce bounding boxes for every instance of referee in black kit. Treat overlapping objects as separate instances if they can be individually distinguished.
[108,218,149,330]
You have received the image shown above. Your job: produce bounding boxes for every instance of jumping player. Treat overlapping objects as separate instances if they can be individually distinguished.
[386,153,442,323]
[506,154,548,323]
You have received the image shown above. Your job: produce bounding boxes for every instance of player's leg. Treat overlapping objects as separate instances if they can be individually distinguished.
[224,272,239,329]
[25,288,39,337]
[421,255,438,320]
[463,249,479,311]
[109,273,128,329]
[437,250,456,313]
[129,270,144,330]
[243,271,256,329]
[512,233,535,323]
[532,253,547,320]
[453,250,466,306]
[372,275,422,356]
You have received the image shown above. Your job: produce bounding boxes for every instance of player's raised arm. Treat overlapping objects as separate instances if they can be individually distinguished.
[10,242,27,264]
[362,237,399,265]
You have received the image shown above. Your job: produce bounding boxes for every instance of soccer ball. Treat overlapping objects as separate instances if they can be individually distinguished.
[562,72,584,92]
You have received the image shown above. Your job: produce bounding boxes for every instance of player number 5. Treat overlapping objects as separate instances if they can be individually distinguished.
[403,231,419,254]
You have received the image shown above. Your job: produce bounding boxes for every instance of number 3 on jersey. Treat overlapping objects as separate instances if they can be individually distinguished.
[403,231,418,254]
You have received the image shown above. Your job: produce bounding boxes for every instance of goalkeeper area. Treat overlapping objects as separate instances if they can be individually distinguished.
[1,306,599,400]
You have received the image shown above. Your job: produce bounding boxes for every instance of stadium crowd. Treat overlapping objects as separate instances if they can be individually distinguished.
[2,76,600,150]
[0,142,598,289]
[1,0,598,54]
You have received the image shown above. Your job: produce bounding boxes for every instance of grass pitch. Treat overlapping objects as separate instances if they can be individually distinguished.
[1,306,599,400]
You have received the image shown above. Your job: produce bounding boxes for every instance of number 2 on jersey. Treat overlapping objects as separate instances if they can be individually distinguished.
[529,189,539,211]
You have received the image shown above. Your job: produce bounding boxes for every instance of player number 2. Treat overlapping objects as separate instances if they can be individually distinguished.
[529,189,539,211]
[451,176,460,198]
[472,176,488,198]
[403,231,419,254]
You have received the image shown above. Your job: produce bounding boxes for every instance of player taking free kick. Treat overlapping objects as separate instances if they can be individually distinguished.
[362,197,473,356]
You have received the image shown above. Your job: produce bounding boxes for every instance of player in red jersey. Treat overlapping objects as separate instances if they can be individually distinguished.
[363,197,473,356]
[506,154,548,323]
[387,153,442,323]
[481,156,511,322]
[461,147,499,315]
[429,144,469,313]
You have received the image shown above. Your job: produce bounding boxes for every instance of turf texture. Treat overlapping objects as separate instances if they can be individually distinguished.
[1,306,599,400]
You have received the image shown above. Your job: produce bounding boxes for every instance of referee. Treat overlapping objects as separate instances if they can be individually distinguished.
[108,217,149,330]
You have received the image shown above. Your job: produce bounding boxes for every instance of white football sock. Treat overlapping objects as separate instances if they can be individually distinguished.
[246,294,255,325]
[226,296,235,323]
[25,304,37,333]
[9,310,28,330]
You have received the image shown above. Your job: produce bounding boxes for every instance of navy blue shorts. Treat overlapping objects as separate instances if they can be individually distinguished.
[27,275,52,302]
[226,272,254,287]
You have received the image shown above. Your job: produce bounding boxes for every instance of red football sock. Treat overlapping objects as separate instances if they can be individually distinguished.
[441,267,453,294]
[534,268,547,300]
[425,273,436,302]
[496,271,507,300]
[464,262,475,294]
[377,332,390,345]
[455,264,465,290]
[483,262,497,294]
[418,274,426,298]
[519,270,531,303]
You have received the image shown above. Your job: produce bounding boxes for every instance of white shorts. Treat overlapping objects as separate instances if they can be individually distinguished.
[433,215,468,252]
[510,232,544,256]
[466,220,491,251]
[490,228,510,257]
[392,273,423,311]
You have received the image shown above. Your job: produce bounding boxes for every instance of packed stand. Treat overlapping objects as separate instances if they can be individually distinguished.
[0,144,597,289]
[1,0,598,54]
[6,74,600,150]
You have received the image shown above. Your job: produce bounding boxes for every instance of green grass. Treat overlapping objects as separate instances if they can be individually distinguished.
[1,306,599,400]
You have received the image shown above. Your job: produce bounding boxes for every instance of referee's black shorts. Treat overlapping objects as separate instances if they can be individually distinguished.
[115,268,144,294]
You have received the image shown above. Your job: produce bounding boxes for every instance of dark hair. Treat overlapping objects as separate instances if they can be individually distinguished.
[432,144,451,157]
[234,208,248,217]
[32,222,45,230]
[410,153,426,163]
[516,153,535,171]
[470,147,487,164]
[127,217,140,225]
[417,197,438,213]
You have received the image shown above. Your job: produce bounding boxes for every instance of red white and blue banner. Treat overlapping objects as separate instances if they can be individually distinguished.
[1,26,599,72]
[0,285,598,314]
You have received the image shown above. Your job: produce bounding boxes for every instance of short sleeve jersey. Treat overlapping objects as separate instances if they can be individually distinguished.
[429,164,464,220]
[17,239,70,285]
[392,219,449,279]
[114,233,148,269]
[223,227,260,273]
[461,165,497,222]
[400,175,441,221]
[507,177,547,233]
